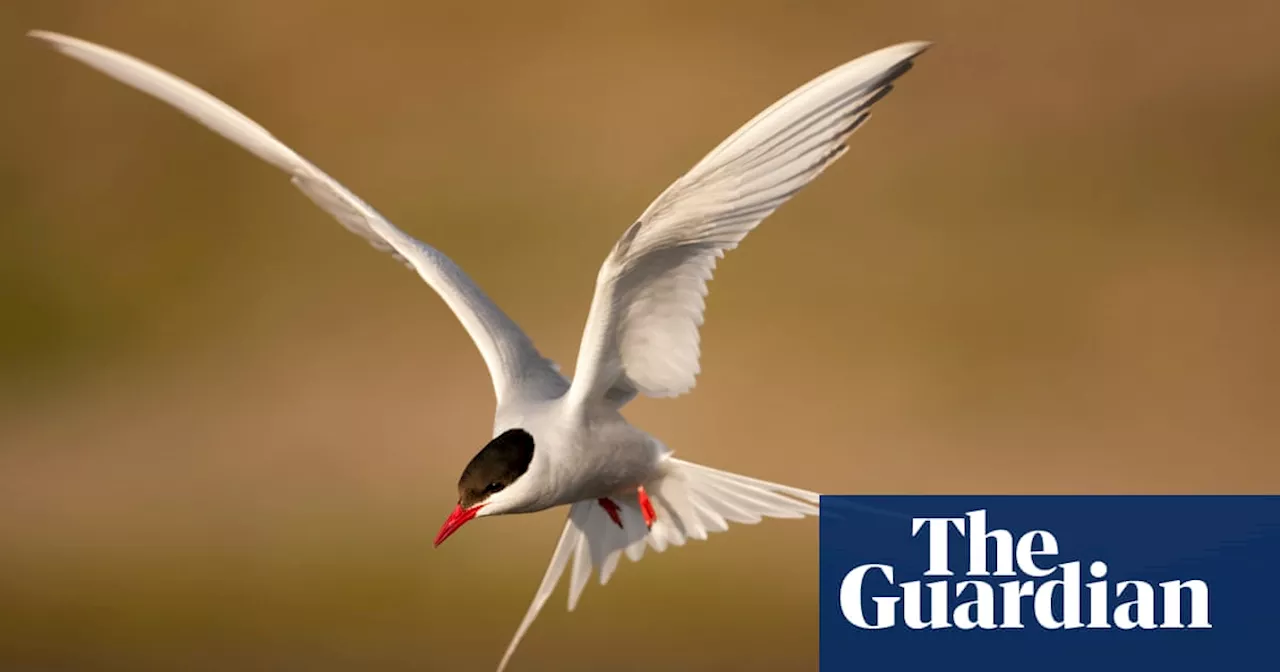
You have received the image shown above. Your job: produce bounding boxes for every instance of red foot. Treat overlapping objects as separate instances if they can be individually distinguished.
[637,485,657,529]
[598,497,624,529]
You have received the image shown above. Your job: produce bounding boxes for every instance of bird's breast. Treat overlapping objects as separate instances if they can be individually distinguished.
[542,425,665,507]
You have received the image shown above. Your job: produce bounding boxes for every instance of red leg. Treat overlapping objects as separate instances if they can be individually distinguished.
[637,485,657,529]
[598,497,624,529]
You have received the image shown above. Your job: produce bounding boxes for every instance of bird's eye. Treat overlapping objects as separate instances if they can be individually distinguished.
[484,482,505,494]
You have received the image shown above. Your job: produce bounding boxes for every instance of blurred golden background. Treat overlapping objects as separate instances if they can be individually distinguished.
[2,1,1278,670]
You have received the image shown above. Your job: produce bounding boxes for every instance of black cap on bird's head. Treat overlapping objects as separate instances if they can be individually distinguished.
[434,428,535,546]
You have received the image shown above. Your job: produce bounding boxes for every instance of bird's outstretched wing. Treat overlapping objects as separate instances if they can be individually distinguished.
[566,41,930,408]
[29,30,568,404]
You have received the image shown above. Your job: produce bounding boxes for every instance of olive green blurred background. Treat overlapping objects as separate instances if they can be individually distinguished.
[2,1,1278,670]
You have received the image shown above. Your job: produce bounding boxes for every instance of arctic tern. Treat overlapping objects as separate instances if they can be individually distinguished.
[29,30,928,670]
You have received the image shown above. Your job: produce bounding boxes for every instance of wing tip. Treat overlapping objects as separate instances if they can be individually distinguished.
[862,40,933,74]
[891,40,934,58]
[27,29,78,50]
[27,28,60,43]
[28,30,118,65]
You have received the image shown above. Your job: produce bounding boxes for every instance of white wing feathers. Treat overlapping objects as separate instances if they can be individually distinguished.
[497,458,819,672]
[28,30,567,404]
[567,41,930,407]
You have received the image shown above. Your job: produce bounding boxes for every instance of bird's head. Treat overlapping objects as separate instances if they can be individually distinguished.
[434,428,536,546]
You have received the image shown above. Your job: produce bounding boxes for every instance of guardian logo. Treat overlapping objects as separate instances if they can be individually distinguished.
[840,510,1211,631]
[818,496,1280,671]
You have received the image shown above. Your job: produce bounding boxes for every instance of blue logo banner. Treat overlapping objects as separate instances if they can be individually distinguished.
[819,496,1280,670]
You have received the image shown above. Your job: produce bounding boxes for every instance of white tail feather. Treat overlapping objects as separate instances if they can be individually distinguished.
[495,458,818,671]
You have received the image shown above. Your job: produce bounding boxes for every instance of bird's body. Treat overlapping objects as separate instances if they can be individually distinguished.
[29,29,928,670]
[494,398,669,514]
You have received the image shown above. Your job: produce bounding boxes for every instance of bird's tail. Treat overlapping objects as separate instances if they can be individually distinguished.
[632,457,821,553]
[495,457,818,671]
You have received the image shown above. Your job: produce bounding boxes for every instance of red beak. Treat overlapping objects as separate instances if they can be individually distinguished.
[434,503,481,547]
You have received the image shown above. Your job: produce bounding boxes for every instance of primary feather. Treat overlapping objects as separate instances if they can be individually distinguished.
[567,41,929,408]
[27,29,568,405]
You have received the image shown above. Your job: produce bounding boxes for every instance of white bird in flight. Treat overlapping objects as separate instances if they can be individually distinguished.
[29,30,928,670]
